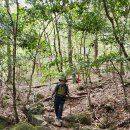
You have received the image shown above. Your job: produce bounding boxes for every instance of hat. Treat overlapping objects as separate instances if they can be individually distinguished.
[59,76,67,82]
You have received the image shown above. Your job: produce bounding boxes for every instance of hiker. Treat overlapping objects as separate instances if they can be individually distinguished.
[72,72,81,84]
[52,76,69,121]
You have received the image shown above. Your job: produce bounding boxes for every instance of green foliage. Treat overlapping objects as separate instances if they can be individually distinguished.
[78,52,127,73]
[73,12,106,33]
[93,52,127,67]
[70,2,106,33]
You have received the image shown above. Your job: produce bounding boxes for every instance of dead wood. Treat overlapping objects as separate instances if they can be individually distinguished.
[76,92,87,96]
[68,95,87,100]
[91,84,103,90]
[43,96,52,102]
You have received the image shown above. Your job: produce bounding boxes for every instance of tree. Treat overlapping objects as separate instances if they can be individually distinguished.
[103,0,130,61]
[5,0,20,123]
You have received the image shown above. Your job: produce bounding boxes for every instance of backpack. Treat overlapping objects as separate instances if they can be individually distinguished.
[55,84,68,96]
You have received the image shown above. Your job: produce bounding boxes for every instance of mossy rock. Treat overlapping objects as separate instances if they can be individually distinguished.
[98,117,114,129]
[10,122,35,130]
[77,112,91,125]
[64,112,91,125]
[0,116,10,129]
[31,115,44,126]
[36,94,44,100]
[28,102,44,115]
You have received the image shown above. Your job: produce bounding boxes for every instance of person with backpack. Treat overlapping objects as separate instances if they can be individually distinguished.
[52,76,69,121]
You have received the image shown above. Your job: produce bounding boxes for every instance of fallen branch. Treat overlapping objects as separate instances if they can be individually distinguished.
[32,78,76,88]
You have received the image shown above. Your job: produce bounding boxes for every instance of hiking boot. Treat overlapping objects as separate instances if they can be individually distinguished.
[59,119,63,123]
[55,117,59,122]
[54,119,61,126]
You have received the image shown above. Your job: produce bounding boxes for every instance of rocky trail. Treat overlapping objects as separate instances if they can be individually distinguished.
[1,74,130,130]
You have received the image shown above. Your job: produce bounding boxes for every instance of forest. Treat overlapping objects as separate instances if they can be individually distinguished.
[0,0,130,130]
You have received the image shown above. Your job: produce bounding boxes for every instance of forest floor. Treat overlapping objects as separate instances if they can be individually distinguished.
[1,73,130,130]
[36,73,130,130]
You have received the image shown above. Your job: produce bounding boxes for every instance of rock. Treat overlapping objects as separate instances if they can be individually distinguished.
[77,86,85,91]
[36,93,44,101]
[64,114,76,122]
[98,117,114,129]
[44,116,55,123]
[104,103,114,113]
[64,112,91,125]
[35,126,51,130]
[31,115,45,126]
[76,112,91,125]
[1,96,9,108]
[10,122,35,130]
[28,102,44,115]
[61,120,71,128]
[44,106,54,112]
[53,120,62,127]
[0,116,10,129]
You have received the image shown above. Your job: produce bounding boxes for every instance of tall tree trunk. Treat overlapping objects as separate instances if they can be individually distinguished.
[68,24,73,68]
[54,13,63,72]
[52,22,60,72]
[12,32,19,123]
[83,32,87,81]
[5,0,19,123]
[7,42,12,83]
[94,33,100,75]
[120,46,125,75]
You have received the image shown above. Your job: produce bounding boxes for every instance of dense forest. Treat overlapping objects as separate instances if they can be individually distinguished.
[0,0,130,130]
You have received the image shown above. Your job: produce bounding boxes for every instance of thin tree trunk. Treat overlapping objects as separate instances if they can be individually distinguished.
[120,46,125,75]
[7,42,12,83]
[68,24,73,68]
[52,22,60,72]
[83,32,86,81]
[54,13,63,71]
[83,34,92,111]
[12,32,19,123]
[44,31,52,59]
[26,21,50,103]
[26,53,37,102]
[5,0,19,123]
[94,33,100,75]
[22,22,51,121]
[111,61,129,111]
